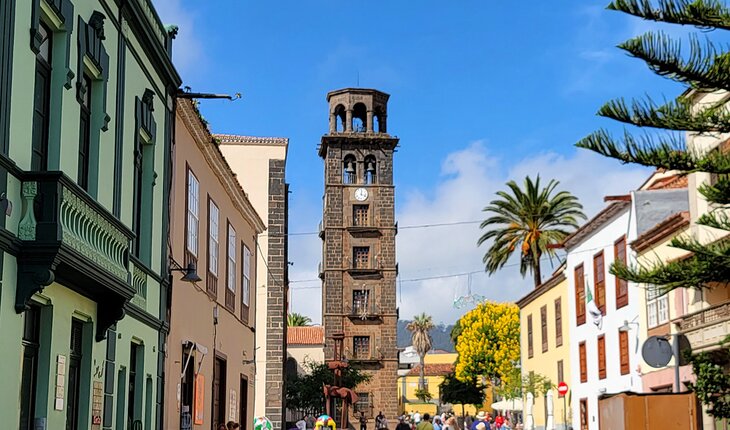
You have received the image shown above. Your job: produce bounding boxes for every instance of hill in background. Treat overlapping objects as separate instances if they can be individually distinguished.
[397,320,455,352]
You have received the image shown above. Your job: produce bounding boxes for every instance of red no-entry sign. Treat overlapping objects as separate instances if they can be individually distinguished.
[557,381,569,397]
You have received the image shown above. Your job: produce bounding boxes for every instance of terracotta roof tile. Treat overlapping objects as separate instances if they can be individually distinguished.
[647,174,688,190]
[287,326,325,345]
[407,363,454,377]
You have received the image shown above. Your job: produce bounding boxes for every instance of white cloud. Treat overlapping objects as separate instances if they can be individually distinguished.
[152,0,204,82]
[287,142,650,326]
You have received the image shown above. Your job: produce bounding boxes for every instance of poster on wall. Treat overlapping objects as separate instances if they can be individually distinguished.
[229,389,237,422]
[194,374,205,425]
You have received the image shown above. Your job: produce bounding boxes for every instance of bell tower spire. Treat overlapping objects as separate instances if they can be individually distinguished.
[319,88,399,425]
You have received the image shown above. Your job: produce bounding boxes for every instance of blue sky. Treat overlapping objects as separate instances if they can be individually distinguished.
[153,0,687,324]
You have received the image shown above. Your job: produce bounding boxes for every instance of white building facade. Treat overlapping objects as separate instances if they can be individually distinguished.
[565,201,643,430]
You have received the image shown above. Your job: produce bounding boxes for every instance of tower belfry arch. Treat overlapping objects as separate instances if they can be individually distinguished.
[319,88,399,425]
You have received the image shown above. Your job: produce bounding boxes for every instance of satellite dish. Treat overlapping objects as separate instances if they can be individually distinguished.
[642,336,673,368]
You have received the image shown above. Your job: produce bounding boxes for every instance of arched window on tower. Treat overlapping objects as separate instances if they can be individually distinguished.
[352,103,367,132]
[364,155,377,184]
[374,107,385,133]
[343,154,357,184]
[334,104,346,132]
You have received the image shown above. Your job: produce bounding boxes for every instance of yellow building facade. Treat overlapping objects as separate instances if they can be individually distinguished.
[517,271,572,430]
[398,353,492,416]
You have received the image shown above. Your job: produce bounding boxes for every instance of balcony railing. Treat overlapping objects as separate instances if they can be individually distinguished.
[130,257,148,310]
[678,301,730,352]
[345,340,384,363]
[345,216,380,235]
[346,300,382,320]
[15,172,136,340]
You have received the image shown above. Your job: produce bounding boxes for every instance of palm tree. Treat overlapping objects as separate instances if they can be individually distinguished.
[407,313,434,390]
[478,176,585,287]
[287,313,312,327]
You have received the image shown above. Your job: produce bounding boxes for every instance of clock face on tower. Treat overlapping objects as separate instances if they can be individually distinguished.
[354,187,369,201]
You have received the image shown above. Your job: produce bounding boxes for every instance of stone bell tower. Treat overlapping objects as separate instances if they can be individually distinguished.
[319,88,399,423]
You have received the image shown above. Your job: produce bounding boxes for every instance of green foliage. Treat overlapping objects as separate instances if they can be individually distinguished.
[495,369,552,399]
[288,313,312,326]
[286,361,371,415]
[685,345,730,418]
[450,320,463,346]
[478,176,585,287]
[574,0,730,418]
[414,388,433,403]
[439,372,486,408]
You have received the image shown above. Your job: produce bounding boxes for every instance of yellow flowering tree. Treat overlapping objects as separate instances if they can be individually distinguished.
[454,301,520,388]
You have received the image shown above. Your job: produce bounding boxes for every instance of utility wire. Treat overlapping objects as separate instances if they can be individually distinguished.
[288,240,627,288]
[260,219,484,237]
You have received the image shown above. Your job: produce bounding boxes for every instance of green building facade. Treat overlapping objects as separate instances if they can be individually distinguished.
[0,0,181,429]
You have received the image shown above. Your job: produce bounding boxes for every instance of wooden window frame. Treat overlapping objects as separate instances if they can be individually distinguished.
[541,305,548,353]
[614,235,629,309]
[19,305,42,430]
[557,359,564,384]
[594,251,606,315]
[31,21,52,172]
[575,264,586,326]
[527,314,533,358]
[619,330,630,375]
[241,243,251,324]
[353,336,370,359]
[225,221,236,311]
[353,246,370,269]
[579,341,587,383]
[597,335,606,380]
[353,204,369,227]
[207,197,219,295]
[185,167,200,268]
[580,398,588,430]
[77,73,92,191]
[555,297,563,347]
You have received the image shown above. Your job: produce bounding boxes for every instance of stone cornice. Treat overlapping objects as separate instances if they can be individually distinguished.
[177,100,266,234]
[631,211,690,253]
[564,201,630,250]
[516,269,566,309]
[213,134,289,147]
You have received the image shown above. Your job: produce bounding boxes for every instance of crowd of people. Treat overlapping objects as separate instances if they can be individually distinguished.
[393,411,514,430]
[217,421,241,430]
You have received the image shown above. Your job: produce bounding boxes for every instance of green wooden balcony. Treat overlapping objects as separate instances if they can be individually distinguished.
[15,172,136,340]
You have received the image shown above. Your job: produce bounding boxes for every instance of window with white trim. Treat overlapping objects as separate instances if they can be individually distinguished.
[186,170,199,257]
[242,245,251,307]
[646,287,669,328]
[208,200,219,276]
[227,224,236,292]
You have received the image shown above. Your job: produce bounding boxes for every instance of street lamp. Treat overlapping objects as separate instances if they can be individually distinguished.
[170,259,202,283]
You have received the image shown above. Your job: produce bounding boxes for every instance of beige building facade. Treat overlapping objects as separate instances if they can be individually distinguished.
[218,133,290,427]
[166,99,265,430]
[681,89,730,430]
[517,271,572,430]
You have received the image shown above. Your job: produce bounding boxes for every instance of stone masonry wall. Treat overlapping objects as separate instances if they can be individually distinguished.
[266,158,288,429]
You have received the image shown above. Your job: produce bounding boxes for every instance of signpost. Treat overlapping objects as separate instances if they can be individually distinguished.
[557,382,569,428]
